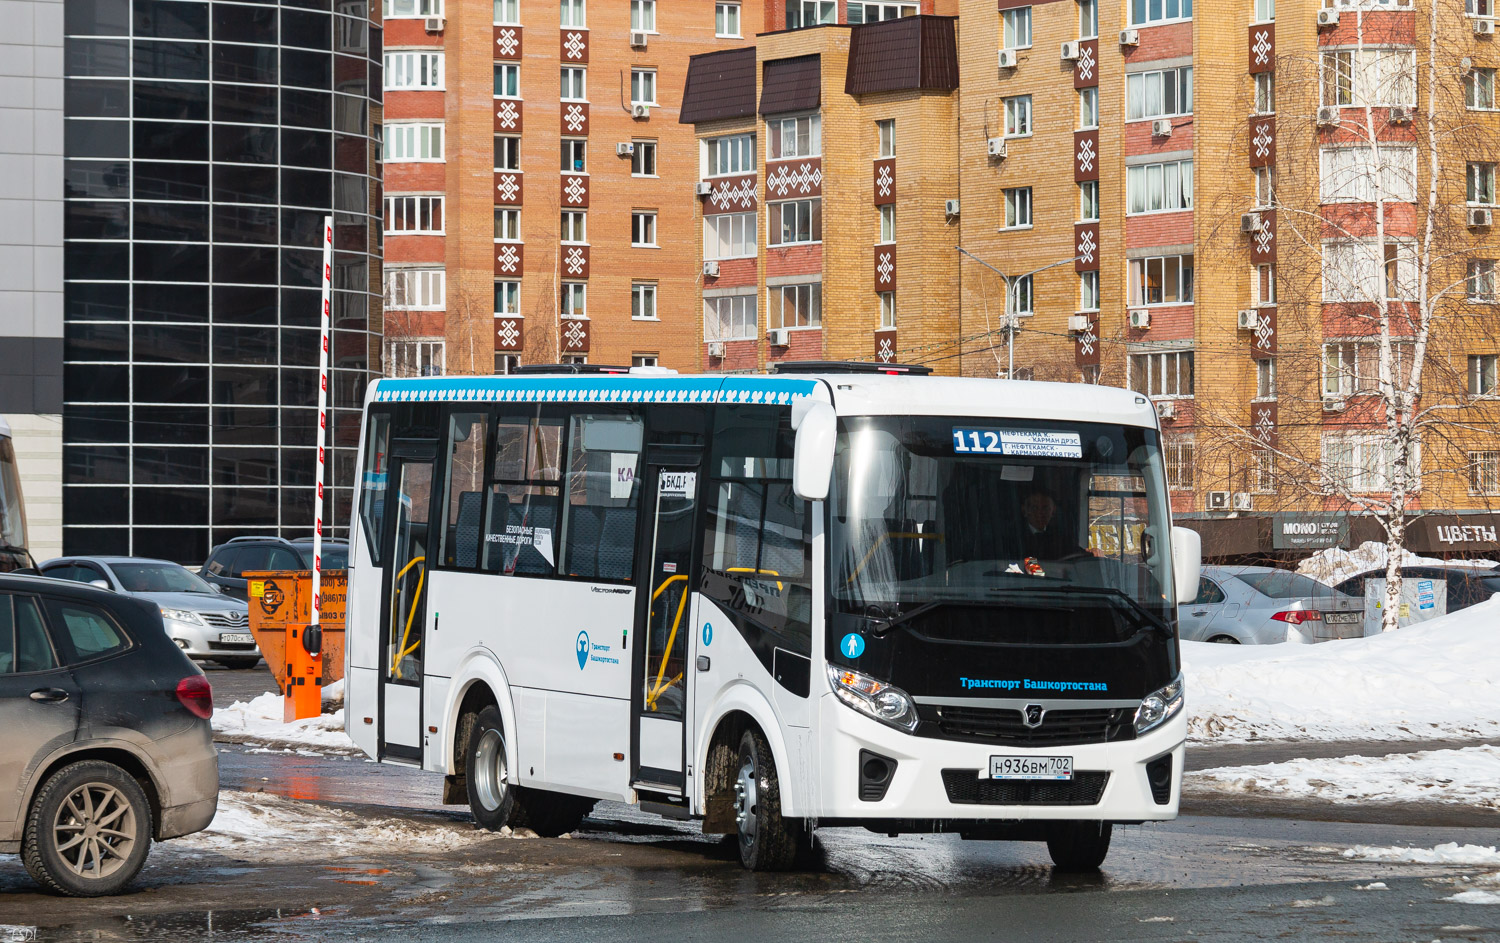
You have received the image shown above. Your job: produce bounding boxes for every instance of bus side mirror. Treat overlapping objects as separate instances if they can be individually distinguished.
[792,402,835,502]
[1170,526,1201,605]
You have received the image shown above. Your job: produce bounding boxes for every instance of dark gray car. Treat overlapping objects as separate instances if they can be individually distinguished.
[198,537,349,602]
[0,573,218,896]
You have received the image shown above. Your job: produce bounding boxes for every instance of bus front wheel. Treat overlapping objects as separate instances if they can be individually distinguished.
[465,705,515,831]
[1046,820,1113,871]
[734,728,803,871]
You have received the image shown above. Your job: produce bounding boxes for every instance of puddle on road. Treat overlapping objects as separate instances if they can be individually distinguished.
[31,907,340,943]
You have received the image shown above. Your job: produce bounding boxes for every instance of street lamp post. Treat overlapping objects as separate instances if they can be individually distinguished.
[955,248,1085,378]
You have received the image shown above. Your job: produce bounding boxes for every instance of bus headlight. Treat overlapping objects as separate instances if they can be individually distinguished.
[826,665,919,732]
[1134,675,1184,735]
[159,607,204,626]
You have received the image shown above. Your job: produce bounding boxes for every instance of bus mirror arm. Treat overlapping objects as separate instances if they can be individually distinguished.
[792,403,836,503]
[1169,526,1201,606]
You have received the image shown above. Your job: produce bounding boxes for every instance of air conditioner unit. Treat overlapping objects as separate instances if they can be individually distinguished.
[424,15,444,30]
[630,29,649,47]
[1238,308,1259,330]
[1316,105,1340,127]
[997,48,1019,69]
[694,181,713,196]
[1152,118,1173,137]
[1119,28,1140,46]
[1206,491,1231,511]
[1241,211,1265,233]
[986,137,1007,158]
[702,260,720,277]
[1388,105,1414,124]
[1067,314,1092,332]
[1060,41,1081,61]
[1232,492,1255,511]
[616,142,636,156]
[1476,17,1495,35]
[945,198,961,216]
[768,328,790,347]
[1155,400,1176,420]
[707,341,726,357]
[1316,8,1338,27]
[631,104,650,118]
[1471,207,1494,228]
[1322,395,1348,412]
[1129,309,1151,329]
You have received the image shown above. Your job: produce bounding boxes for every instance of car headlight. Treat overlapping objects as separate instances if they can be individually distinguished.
[826,665,919,732]
[1134,675,1185,735]
[159,607,204,625]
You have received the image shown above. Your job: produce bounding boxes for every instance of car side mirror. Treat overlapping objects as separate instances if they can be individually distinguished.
[88,579,112,591]
[1170,526,1202,606]
[791,402,836,502]
[210,583,224,594]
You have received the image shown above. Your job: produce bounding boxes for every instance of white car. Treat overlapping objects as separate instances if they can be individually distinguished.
[1179,565,1362,644]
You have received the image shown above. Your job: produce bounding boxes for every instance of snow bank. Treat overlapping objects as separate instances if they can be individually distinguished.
[211,679,356,751]
[1188,746,1500,809]
[1342,843,1500,866]
[1297,540,1496,587]
[1184,594,1500,742]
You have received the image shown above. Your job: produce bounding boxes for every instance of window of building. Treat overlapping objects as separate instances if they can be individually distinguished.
[768,199,822,246]
[1079,181,1100,220]
[1469,0,1494,15]
[385,123,443,161]
[705,213,756,259]
[1253,166,1275,207]
[1131,0,1192,25]
[495,353,520,374]
[561,210,587,243]
[561,281,587,317]
[1002,7,1033,48]
[1079,0,1099,37]
[1470,353,1499,395]
[1003,187,1032,228]
[708,133,756,174]
[631,0,656,30]
[627,355,657,370]
[769,283,821,329]
[878,204,895,243]
[1251,358,1276,400]
[562,354,588,365]
[632,283,657,319]
[632,140,657,176]
[1255,0,1274,19]
[1004,95,1032,136]
[717,2,741,36]
[786,0,837,27]
[768,115,820,159]
[1129,255,1194,306]
[385,0,441,17]
[1320,49,1416,107]
[847,1,918,21]
[1469,162,1497,205]
[1162,436,1194,490]
[1126,67,1193,121]
[1130,349,1195,397]
[1081,363,1102,384]
[385,51,445,90]
[561,66,586,101]
[494,62,520,98]
[879,291,896,329]
[494,0,519,24]
[1321,433,1409,493]
[1079,87,1099,129]
[630,69,657,105]
[1126,159,1193,214]
[1468,67,1496,110]
[385,195,444,234]
[561,138,587,172]
[385,268,445,309]
[561,0,585,27]
[877,119,896,157]
[705,293,756,340]
[1319,146,1417,203]
[495,207,521,241]
[1253,263,1276,307]
[1254,71,1275,114]
[1471,450,1500,495]
[1321,340,1414,394]
[1252,450,1276,493]
[632,212,657,246]
[1469,259,1496,302]
[494,280,520,315]
[1080,270,1100,311]
[387,338,446,377]
[1007,274,1034,315]
[494,134,520,169]
[1322,240,1417,302]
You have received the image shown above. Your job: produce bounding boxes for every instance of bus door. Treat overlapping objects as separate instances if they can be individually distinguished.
[631,452,703,794]
[378,438,439,762]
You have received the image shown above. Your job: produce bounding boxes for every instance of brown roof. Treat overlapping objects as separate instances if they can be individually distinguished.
[844,16,959,95]
[760,54,822,116]
[679,47,757,125]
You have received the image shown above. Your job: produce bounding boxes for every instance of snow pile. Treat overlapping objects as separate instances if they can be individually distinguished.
[1183,594,1500,742]
[1342,843,1500,866]
[1187,746,1500,809]
[211,679,357,751]
[1297,540,1496,587]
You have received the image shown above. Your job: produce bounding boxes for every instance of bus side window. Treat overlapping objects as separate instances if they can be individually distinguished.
[560,411,642,581]
[482,409,563,576]
[359,412,391,565]
[440,412,489,569]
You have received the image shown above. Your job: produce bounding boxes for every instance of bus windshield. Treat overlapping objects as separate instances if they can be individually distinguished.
[0,435,26,552]
[831,415,1177,623]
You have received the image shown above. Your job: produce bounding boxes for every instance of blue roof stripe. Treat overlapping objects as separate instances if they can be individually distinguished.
[372,375,819,407]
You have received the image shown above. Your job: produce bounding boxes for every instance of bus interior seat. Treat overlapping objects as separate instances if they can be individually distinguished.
[565,504,602,577]
[454,491,483,568]
[481,491,510,572]
[508,502,555,575]
[597,507,635,580]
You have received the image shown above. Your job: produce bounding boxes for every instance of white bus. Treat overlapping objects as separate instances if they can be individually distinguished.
[344,363,1200,871]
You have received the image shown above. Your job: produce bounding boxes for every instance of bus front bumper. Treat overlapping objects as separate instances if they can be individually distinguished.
[814,694,1186,823]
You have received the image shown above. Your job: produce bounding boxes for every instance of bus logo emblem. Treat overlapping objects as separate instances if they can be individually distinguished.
[576,630,590,670]
[1023,704,1045,728]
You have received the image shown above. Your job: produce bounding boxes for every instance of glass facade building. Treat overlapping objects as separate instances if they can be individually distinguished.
[61,0,383,562]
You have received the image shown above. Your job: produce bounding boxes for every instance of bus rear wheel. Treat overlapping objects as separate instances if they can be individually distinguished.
[1046,820,1113,871]
[733,728,803,871]
[464,705,515,831]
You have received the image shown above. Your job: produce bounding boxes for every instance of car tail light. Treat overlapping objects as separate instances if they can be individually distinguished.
[176,675,213,719]
[1271,609,1323,625]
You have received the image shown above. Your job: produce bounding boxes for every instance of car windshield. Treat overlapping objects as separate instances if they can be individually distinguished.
[1236,570,1350,599]
[112,562,219,594]
[831,415,1177,618]
[296,544,348,568]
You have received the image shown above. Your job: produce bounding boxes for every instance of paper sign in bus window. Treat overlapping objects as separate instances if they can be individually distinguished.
[611,452,637,499]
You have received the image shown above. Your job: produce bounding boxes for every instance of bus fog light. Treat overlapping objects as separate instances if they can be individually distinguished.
[827,665,919,732]
[1133,675,1184,735]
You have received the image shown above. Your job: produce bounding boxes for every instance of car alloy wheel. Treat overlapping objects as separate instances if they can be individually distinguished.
[52,782,139,880]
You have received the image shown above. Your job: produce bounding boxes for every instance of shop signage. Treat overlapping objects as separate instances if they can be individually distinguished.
[1271,513,1347,550]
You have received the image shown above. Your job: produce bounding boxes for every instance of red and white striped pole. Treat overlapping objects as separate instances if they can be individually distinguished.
[312,215,332,648]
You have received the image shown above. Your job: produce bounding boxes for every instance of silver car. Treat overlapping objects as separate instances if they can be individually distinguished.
[37,557,260,669]
[1178,565,1362,644]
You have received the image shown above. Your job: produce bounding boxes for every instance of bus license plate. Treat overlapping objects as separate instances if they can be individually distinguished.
[1324,611,1360,624]
[219,633,255,644]
[990,755,1073,780]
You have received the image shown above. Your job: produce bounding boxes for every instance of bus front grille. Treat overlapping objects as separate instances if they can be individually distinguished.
[941,770,1110,806]
[921,705,1135,747]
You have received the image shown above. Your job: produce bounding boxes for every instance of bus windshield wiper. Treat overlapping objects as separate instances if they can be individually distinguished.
[1021,585,1174,638]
